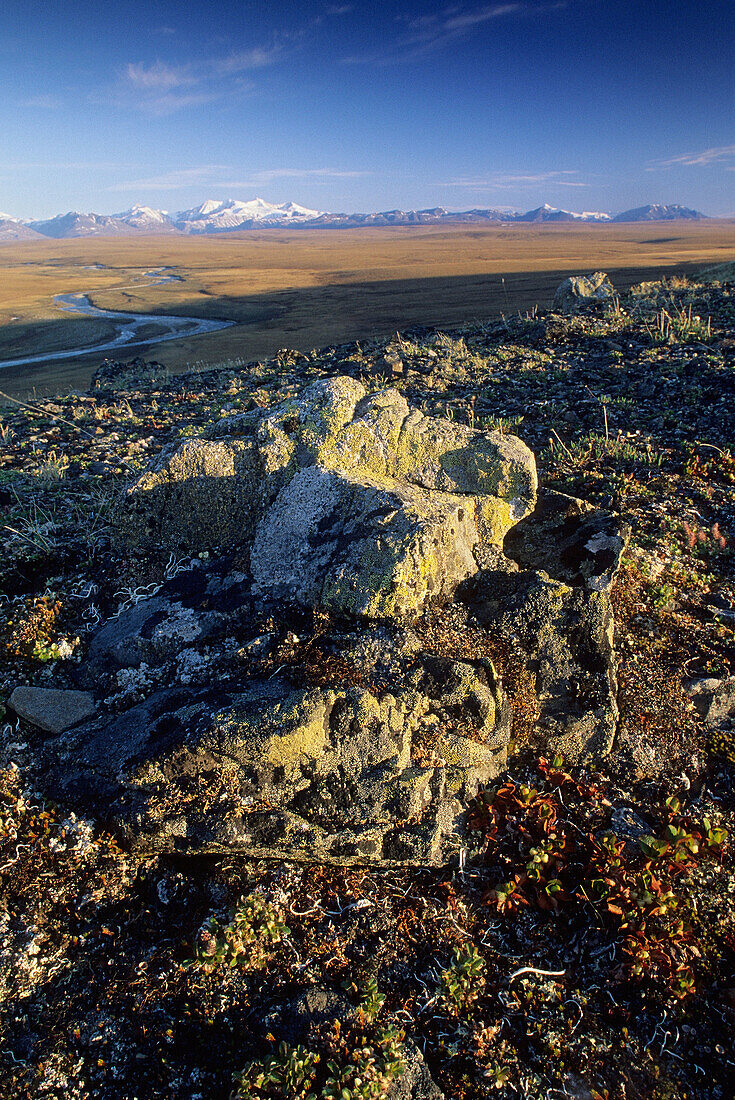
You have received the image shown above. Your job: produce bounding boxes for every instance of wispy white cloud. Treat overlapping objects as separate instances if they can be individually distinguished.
[108,166,369,192]
[209,47,282,75]
[443,170,588,189]
[343,2,565,63]
[649,144,735,169]
[246,168,370,181]
[20,94,63,109]
[103,42,282,114]
[2,160,127,171]
[411,3,527,39]
[325,3,354,13]
[125,60,196,91]
[108,167,233,192]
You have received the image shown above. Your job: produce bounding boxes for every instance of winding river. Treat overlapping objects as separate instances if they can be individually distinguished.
[0,268,235,369]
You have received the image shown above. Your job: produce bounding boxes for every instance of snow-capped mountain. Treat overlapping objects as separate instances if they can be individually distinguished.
[306,206,512,228]
[0,198,711,241]
[174,197,323,233]
[0,215,45,241]
[28,211,142,238]
[114,205,178,232]
[516,203,612,223]
[612,204,707,222]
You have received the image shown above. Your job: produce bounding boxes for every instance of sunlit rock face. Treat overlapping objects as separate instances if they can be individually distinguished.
[119,376,537,621]
[29,379,630,867]
[553,271,616,312]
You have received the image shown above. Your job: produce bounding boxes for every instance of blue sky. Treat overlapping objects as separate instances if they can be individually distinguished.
[2,0,734,219]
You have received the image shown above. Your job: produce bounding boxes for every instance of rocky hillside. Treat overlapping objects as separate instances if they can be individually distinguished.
[1,268,734,1099]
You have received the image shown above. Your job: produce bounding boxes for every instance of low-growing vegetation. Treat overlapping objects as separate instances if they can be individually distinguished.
[0,271,734,1099]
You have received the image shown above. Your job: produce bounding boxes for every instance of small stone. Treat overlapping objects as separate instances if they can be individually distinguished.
[682,677,735,726]
[372,352,404,377]
[9,687,96,734]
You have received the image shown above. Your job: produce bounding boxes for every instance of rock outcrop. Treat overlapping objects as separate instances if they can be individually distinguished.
[553,271,616,312]
[119,377,537,620]
[41,669,507,863]
[28,381,628,866]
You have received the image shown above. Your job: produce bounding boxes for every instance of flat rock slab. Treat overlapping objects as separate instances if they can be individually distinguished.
[9,687,96,734]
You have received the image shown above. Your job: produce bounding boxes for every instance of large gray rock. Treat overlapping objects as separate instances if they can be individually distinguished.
[9,687,96,734]
[553,271,616,312]
[250,465,483,619]
[39,668,509,864]
[119,377,537,621]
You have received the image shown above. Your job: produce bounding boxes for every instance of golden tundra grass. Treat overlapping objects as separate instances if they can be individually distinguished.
[1,220,735,397]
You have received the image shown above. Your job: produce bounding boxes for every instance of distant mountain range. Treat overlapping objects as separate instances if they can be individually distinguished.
[0,199,710,241]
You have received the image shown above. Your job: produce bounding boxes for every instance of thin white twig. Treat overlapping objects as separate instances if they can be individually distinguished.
[508,966,566,982]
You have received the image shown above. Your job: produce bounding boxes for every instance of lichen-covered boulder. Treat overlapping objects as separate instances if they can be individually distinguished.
[39,671,508,865]
[118,377,536,620]
[250,466,484,619]
[553,271,616,312]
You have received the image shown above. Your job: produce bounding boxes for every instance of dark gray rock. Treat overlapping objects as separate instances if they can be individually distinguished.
[86,564,253,673]
[683,676,735,726]
[461,564,619,761]
[504,489,629,592]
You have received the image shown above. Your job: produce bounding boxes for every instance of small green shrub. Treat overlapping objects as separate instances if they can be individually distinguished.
[231,1000,406,1100]
[438,944,486,1015]
[186,894,289,975]
[232,1042,320,1100]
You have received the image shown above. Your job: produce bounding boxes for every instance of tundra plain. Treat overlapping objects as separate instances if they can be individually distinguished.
[1,219,735,398]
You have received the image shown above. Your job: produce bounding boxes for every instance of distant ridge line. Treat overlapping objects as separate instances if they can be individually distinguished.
[0,200,710,241]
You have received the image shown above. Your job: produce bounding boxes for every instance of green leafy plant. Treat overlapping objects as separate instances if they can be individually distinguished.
[438,944,487,1016]
[321,1021,405,1100]
[343,974,385,1021]
[232,1042,320,1100]
[469,758,728,999]
[231,1012,405,1099]
[186,894,289,974]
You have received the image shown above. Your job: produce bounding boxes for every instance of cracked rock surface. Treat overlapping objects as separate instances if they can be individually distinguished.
[30,388,626,864]
[119,377,537,621]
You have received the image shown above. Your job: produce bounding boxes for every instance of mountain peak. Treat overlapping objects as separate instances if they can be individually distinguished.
[612,203,707,222]
[0,198,711,240]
